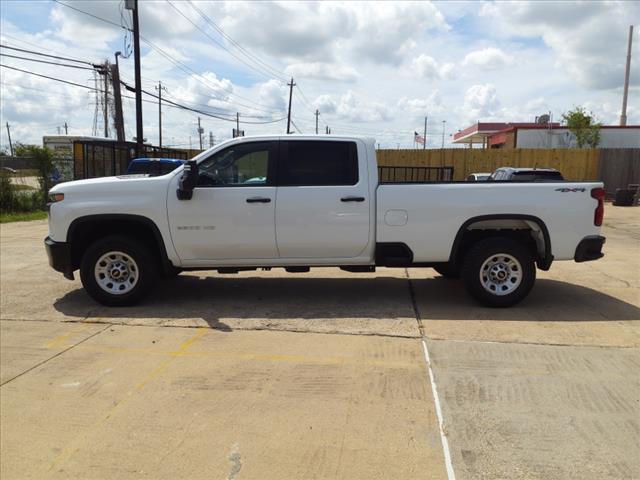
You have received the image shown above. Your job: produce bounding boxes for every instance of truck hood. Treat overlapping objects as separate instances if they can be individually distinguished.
[49,174,170,194]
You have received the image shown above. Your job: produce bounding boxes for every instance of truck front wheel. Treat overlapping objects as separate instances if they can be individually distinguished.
[462,238,536,307]
[80,235,157,306]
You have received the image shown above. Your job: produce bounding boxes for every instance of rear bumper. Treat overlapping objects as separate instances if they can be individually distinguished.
[44,236,74,280]
[574,235,606,263]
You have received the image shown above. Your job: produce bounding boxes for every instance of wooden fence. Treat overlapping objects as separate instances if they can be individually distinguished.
[376,148,601,181]
[598,149,640,196]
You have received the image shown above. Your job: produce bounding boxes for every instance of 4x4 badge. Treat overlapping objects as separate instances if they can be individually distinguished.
[555,188,586,192]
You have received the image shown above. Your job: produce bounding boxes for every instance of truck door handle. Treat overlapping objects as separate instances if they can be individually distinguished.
[341,196,365,202]
[246,197,271,203]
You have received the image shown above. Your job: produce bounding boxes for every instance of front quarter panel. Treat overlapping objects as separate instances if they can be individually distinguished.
[47,175,179,265]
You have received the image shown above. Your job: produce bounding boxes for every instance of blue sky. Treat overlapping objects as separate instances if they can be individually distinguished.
[1,0,638,149]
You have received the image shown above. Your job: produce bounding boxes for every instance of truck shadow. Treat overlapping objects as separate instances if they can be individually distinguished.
[52,275,640,329]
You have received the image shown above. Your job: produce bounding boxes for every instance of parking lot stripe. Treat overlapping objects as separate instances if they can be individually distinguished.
[44,323,91,348]
[47,328,207,472]
[405,269,457,479]
[135,328,207,390]
[0,324,110,387]
[421,339,456,480]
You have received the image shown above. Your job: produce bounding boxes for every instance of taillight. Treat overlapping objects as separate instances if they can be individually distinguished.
[591,187,605,226]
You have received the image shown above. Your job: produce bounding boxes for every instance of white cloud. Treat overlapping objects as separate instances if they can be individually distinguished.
[412,55,440,79]
[412,55,458,80]
[462,47,513,70]
[463,84,500,122]
[480,0,640,89]
[170,72,235,114]
[211,1,447,65]
[258,79,287,112]
[313,91,391,122]
[284,62,359,82]
[1,0,639,151]
[398,91,444,115]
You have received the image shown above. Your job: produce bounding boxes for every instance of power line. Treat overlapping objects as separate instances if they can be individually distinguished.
[0,64,100,91]
[52,0,287,115]
[0,81,93,104]
[52,0,126,30]
[0,53,95,70]
[166,0,285,83]
[0,44,96,65]
[0,64,285,125]
[290,118,302,134]
[0,34,90,64]
[185,0,288,83]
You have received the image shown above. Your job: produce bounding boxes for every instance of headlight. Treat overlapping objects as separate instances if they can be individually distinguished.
[48,192,65,203]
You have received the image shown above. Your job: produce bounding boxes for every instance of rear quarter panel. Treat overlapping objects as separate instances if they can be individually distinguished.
[376,182,603,262]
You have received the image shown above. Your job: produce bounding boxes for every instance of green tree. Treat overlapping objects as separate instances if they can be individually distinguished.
[561,106,601,148]
[15,144,54,208]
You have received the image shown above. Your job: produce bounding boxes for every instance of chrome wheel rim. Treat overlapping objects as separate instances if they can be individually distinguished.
[94,251,139,295]
[479,253,522,296]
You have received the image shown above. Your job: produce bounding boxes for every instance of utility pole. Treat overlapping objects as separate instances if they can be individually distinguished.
[64,122,68,135]
[197,117,203,150]
[315,109,319,134]
[441,120,446,148]
[620,25,634,126]
[423,116,428,150]
[126,0,143,155]
[5,122,13,156]
[103,60,110,138]
[111,52,125,142]
[286,77,295,134]
[236,112,240,135]
[209,131,214,148]
[57,126,62,135]
[155,81,167,148]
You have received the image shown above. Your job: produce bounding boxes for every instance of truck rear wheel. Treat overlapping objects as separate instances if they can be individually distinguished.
[462,238,535,307]
[80,235,157,306]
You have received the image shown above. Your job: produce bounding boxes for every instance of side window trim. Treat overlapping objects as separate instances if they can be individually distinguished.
[195,141,278,188]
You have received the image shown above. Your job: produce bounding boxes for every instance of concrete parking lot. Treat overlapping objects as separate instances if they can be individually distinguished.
[1,206,639,479]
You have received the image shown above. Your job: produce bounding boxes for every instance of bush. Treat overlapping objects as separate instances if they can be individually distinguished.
[0,172,44,213]
[1,144,53,214]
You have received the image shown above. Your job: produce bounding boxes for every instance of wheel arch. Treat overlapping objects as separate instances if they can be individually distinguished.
[67,214,173,273]
[449,214,553,271]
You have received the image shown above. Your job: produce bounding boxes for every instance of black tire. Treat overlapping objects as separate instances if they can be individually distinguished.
[462,237,536,308]
[80,235,158,306]
[433,263,460,279]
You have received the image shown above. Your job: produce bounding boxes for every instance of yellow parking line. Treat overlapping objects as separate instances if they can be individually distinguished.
[60,343,420,370]
[135,328,207,390]
[47,328,207,473]
[44,324,91,349]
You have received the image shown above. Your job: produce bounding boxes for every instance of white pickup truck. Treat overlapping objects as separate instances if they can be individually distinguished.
[45,135,606,307]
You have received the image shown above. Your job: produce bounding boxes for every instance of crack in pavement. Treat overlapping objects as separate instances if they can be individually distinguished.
[0,324,111,387]
[0,317,419,339]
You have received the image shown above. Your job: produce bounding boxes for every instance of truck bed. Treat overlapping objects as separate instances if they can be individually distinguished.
[376,182,603,262]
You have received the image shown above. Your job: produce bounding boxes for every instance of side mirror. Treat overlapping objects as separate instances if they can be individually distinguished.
[177,160,198,200]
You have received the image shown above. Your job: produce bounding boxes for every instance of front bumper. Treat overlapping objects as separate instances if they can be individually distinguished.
[44,236,74,280]
[574,235,606,262]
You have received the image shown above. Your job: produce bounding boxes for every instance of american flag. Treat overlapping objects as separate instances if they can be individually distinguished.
[414,131,425,145]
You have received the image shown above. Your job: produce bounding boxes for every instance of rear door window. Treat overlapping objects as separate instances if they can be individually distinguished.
[279,141,358,186]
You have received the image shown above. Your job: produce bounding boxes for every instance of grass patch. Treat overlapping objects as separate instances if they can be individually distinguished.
[0,210,47,223]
